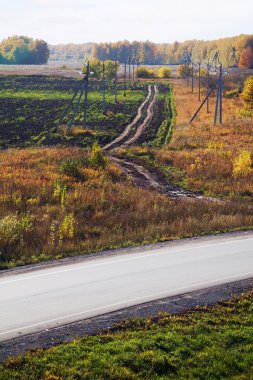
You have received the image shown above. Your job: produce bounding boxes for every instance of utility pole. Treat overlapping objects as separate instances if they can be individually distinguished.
[58,80,84,127]
[219,64,223,125]
[114,60,118,103]
[228,47,238,68]
[206,59,210,113]
[214,64,223,126]
[83,61,90,128]
[128,56,131,85]
[132,58,135,86]
[198,62,201,101]
[58,61,93,130]
[191,62,194,93]
[102,61,106,112]
[136,58,140,82]
[68,86,84,130]
[123,60,127,97]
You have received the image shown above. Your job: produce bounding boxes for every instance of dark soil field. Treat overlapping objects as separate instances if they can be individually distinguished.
[0,76,150,148]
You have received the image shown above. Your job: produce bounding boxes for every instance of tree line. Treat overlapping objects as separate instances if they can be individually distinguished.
[90,35,253,68]
[49,34,253,68]
[0,36,50,65]
[49,43,93,62]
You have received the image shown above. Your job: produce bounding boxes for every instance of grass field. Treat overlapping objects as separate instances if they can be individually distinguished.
[1,76,253,268]
[0,146,253,269]
[1,291,252,379]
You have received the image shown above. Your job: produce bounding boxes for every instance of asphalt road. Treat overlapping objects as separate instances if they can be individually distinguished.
[0,233,253,342]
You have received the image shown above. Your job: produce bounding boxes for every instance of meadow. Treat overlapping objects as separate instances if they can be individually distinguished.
[0,75,253,268]
[1,290,252,379]
[0,146,253,269]
[124,75,253,200]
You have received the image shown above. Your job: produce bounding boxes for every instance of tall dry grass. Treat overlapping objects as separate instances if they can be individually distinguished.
[152,79,253,197]
[0,147,252,268]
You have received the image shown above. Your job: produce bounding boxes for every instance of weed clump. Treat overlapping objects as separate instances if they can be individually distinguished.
[90,142,108,169]
[59,158,83,179]
[0,214,32,260]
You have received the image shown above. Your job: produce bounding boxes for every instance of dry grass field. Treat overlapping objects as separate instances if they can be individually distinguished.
[130,76,253,199]
[0,74,253,268]
[1,146,252,268]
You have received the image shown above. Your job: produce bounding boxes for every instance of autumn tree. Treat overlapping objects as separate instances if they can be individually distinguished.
[0,36,49,64]
[239,47,253,69]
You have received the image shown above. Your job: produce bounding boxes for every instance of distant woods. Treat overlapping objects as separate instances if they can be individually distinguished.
[0,36,50,65]
[1,35,253,68]
[50,34,253,69]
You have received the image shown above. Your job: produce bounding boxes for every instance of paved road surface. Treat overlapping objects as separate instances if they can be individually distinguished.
[0,233,252,342]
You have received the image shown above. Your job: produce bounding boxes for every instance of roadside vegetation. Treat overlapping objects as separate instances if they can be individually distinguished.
[0,146,253,269]
[1,291,253,379]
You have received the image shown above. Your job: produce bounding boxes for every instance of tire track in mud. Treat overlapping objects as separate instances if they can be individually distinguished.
[103,85,153,151]
[105,84,217,200]
[122,85,159,147]
[111,156,208,199]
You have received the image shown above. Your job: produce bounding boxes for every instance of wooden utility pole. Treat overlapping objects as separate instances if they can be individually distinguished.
[198,62,201,101]
[124,60,127,97]
[83,61,90,128]
[214,64,223,126]
[114,60,118,103]
[191,62,194,93]
[206,59,210,113]
[102,61,106,112]
[128,56,131,85]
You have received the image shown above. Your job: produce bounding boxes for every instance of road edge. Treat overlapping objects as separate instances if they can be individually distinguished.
[0,277,252,362]
[1,229,253,277]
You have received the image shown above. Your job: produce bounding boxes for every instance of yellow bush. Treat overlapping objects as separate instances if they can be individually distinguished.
[240,76,253,118]
[137,67,156,79]
[158,67,172,78]
[233,150,252,177]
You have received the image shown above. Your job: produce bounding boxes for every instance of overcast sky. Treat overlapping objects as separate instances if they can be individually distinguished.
[0,0,252,44]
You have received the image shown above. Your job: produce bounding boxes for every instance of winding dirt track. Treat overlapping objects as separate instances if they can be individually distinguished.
[122,85,159,147]
[111,157,205,199]
[103,85,154,151]
[104,84,215,200]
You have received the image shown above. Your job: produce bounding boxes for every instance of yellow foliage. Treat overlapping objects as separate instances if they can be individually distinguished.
[158,67,172,78]
[59,213,76,243]
[233,150,252,177]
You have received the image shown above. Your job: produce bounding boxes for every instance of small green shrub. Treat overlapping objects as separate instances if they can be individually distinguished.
[59,158,82,178]
[0,214,32,260]
[90,142,108,169]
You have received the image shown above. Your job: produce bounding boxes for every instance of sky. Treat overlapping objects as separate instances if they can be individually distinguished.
[0,0,252,45]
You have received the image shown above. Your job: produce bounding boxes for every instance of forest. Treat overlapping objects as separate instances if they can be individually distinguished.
[0,36,50,65]
[49,34,253,68]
